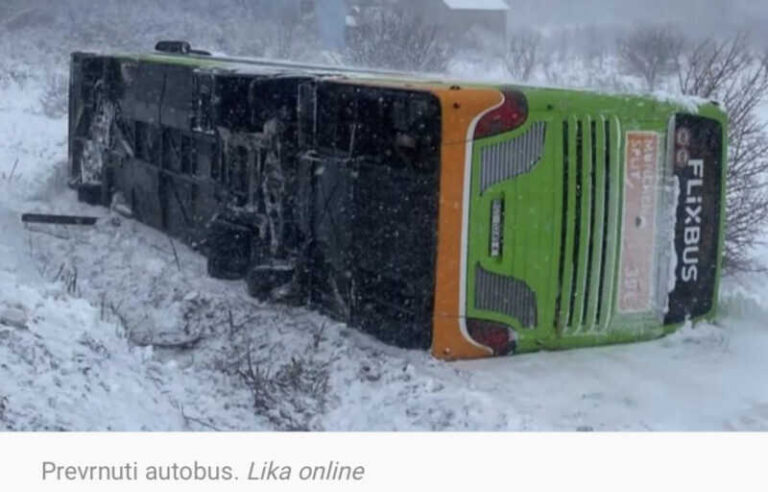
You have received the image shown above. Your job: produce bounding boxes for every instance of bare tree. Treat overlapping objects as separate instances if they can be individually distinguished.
[1,2,56,31]
[580,26,607,70]
[503,30,541,82]
[245,2,320,59]
[345,8,452,72]
[678,34,768,272]
[619,25,684,90]
[0,394,7,427]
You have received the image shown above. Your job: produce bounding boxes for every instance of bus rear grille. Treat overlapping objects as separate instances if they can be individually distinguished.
[556,115,621,334]
[479,122,547,193]
[475,265,537,328]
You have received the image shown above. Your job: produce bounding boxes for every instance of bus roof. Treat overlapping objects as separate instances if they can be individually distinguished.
[88,47,716,113]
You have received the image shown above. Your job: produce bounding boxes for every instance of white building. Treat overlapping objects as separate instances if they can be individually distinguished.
[411,0,510,42]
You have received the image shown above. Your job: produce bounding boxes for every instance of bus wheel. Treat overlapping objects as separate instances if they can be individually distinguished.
[76,183,104,206]
[246,263,295,301]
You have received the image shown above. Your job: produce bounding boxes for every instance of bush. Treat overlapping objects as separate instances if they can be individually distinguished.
[619,25,683,90]
[678,34,768,272]
[235,348,331,431]
[503,30,541,82]
[345,9,452,72]
[0,395,7,423]
[40,73,68,118]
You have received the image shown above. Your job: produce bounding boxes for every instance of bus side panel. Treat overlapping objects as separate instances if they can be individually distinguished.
[69,55,445,350]
[309,81,443,349]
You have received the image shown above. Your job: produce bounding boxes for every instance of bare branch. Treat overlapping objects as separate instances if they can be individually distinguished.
[619,25,684,90]
[345,8,452,72]
[503,30,541,82]
[678,33,768,273]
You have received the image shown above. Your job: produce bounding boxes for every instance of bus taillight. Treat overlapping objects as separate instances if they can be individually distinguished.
[466,319,517,356]
[474,90,528,140]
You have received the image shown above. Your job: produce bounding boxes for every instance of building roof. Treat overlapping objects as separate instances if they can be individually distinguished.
[442,0,510,10]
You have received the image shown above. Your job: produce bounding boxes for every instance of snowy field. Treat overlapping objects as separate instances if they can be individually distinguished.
[2,63,768,432]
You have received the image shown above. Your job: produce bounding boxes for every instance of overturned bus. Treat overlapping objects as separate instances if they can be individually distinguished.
[68,41,727,360]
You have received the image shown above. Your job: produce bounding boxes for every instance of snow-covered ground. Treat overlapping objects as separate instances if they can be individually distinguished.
[2,67,768,432]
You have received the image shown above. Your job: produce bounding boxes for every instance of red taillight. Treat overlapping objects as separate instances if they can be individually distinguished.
[466,319,517,356]
[474,89,528,140]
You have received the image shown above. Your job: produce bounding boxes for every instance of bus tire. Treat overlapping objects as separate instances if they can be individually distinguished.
[246,263,295,301]
[77,183,104,206]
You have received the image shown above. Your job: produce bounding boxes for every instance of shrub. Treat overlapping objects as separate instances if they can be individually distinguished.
[235,348,331,431]
[345,8,452,72]
[503,30,541,82]
[678,34,768,272]
[0,395,7,423]
[40,73,68,118]
[619,25,684,91]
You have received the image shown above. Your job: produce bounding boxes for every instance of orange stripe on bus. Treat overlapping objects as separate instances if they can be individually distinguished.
[430,88,503,360]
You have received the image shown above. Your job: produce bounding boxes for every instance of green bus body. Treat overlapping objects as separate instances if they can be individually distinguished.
[68,45,728,358]
[466,88,727,353]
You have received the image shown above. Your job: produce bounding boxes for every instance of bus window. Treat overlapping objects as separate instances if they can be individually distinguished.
[181,135,195,175]
[194,74,214,133]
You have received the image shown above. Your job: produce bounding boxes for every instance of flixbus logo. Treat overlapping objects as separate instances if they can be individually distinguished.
[676,127,704,283]
[666,114,723,325]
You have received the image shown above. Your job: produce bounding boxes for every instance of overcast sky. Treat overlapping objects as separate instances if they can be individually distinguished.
[510,0,767,31]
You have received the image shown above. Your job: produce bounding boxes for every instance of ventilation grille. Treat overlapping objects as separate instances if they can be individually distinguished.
[479,122,547,193]
[475,265,537,328]
[556,115,621,334]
